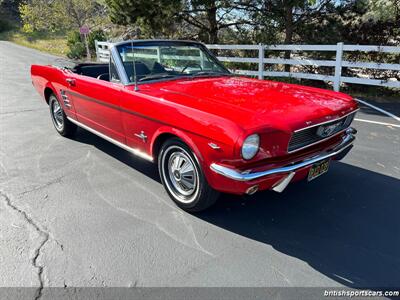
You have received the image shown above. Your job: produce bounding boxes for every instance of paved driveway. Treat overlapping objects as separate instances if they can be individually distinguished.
[1,41,399,298]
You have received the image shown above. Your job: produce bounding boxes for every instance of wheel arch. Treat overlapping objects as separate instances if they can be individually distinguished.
[150,128,205,165]
[44,84,56,104]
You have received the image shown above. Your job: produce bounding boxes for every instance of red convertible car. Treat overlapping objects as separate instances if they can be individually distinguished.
[31,40,358,212]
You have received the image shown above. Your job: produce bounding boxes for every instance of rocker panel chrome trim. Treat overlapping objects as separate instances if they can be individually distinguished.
[67,117,154,162]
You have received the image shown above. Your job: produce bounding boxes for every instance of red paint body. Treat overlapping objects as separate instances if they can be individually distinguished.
[31,64,358,194]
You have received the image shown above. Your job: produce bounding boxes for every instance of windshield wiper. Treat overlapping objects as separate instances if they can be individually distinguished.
[190,71,231,77]
[138,74,179,82]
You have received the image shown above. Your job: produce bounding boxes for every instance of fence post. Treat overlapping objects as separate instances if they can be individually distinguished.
[258,43,264,79]
[333,42,343,91]
[156,46,162,63]
[94,40,99,62]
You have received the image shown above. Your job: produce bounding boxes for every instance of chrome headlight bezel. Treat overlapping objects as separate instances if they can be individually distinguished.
[241,134,260,160]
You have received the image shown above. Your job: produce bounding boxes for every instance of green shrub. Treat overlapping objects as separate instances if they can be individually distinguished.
[88,29,106,54]
[0,19,13,33]
[66,31,86,59]
[67,30,82,47]
[66,29,106,60]
[67,42,86,59]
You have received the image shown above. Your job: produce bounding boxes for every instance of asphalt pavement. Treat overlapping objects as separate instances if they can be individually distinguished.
[0,41,399,298]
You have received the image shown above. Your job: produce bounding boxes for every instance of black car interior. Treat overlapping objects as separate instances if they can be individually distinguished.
[71,61,168,82]
[72,63,109,79]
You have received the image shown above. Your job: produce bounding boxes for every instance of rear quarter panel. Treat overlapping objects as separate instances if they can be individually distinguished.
[31,65,77,117]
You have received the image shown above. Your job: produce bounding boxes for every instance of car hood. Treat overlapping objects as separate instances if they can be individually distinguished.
[139,76,358,132]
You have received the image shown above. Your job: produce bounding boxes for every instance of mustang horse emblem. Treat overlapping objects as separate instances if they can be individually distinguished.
[317,123,341,138]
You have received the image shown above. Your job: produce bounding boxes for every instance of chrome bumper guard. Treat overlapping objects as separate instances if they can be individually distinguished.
[210,127,357,183]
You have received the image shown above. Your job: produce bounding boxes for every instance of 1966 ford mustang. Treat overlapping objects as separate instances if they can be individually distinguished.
[31,40,358,212]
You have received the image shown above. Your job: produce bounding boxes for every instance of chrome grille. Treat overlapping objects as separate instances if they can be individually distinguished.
[288,112,356,152]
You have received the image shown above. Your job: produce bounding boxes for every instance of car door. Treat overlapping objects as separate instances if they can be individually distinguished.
[118,87,156,157]
[65,60,125,143]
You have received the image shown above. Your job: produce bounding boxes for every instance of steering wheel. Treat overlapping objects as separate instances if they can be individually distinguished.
[180,62,203,74]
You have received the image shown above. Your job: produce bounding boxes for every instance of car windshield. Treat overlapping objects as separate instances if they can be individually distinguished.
[116,42,230,84]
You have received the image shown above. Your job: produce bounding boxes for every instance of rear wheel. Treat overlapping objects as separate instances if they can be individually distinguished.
[158,138,219,212]
[49,93,77,137]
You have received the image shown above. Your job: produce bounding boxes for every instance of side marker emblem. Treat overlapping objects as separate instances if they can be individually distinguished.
[134,131,147,143]
[208,142,220,150]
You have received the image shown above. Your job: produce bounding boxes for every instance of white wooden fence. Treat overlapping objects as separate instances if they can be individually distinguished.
[95,40,111,62]
[95,40,400,91]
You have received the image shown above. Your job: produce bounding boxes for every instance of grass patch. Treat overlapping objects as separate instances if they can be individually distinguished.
[0,30,68,57]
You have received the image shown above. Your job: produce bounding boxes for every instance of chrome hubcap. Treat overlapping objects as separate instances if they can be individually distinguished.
[168,152,197,196]
[161,146,200,203]
[51,98,64,129]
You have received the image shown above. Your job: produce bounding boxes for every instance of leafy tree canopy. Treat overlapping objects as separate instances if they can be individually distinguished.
[106,0,181,37]
[20,0,107,32]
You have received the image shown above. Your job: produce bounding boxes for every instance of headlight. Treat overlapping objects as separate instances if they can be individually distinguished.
[241,134,260,160]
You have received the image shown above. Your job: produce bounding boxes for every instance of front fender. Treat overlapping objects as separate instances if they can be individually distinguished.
[150,126,206,163]
[150,126,237,190]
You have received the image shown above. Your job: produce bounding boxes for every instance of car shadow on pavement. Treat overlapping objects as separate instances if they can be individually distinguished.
[73,128,400,288]
[197,162,400,288]
[72,128,161,181]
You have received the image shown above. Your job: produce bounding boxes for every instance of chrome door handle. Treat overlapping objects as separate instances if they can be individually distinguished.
[66,78,76,86]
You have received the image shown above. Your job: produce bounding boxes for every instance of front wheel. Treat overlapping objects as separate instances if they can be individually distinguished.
[158,138,219,212]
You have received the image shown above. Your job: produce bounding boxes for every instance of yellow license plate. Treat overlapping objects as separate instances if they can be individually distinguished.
[308,159,330,181]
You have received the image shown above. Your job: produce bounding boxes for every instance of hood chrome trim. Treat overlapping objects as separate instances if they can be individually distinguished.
[293,108,359,133]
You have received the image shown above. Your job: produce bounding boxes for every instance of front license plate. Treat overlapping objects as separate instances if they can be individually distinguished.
[308,159,330,181]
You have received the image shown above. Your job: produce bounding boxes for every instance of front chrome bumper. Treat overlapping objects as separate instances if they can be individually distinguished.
[210,127,357,182]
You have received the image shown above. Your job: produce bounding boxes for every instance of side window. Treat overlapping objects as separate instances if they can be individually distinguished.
[109,56,120,82]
